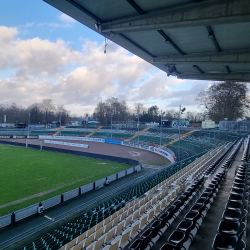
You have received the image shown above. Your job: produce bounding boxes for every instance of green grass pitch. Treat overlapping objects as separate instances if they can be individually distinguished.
[0,145,130,216]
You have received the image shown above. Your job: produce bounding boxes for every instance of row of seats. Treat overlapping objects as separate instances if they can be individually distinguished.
[124,146,228,250]
[18,147,223,250]
[204,141,236,175]
[241,136,250,162]
[66,148,221,250]
[128,177,205,250]
[212,163,249,250]
[69,182,187,250]
[158,139,242,250]
[160,171,226,250]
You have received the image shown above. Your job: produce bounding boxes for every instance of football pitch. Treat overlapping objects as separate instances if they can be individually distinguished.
[0,145,131,216]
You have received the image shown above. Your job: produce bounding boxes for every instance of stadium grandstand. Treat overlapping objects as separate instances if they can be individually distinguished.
[1,0,250,249]
[0,125,248,250]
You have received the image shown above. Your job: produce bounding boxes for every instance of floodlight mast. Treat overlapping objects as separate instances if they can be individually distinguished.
[111,113,113,139]
[178,105,186,161]
[160,111,165,147]
[138,113,141,143]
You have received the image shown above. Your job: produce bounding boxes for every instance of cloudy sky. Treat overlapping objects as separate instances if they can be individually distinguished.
[0,0,211,116]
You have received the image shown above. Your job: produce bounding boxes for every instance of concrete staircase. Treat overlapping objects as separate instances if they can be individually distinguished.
[163,130,197,146]
[53,126,65,136]
[86,126,103,137]
[125,127,151,142]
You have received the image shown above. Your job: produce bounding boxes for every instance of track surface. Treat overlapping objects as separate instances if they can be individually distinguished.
[0,139,169,165]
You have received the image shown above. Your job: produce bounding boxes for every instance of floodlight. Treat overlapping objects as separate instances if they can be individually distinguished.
[95,22,100,29]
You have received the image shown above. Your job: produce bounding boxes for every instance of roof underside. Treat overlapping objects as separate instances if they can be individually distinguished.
[43,0,250,82]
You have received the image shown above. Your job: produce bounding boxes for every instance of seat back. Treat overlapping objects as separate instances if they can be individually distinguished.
[128,207,134,216]
[121,211,128,220]
[96,221,104,231]
[104,215,111,225]
[105,227,116,242]
[109,240,120,250]
[94,235,105,250]
[72,242,83,250]
[105,221,113,233]
[139,214,148,229]
[113,215,121,226]
[139,198,145,206]
[128,239,142,250]
[134,203,139,211]
[121,227,132,245]
[150,220,161,238]
[130,221,140,238]
[94,227,104,240]
[77,231,87,244]
[125,215,133,227]
[66,238,76,250]
[139,205,146,215]
[111,212,118,220]
[83,233,95,248]
[116,221,125,235]
[132,210,139,221]
[118,207,124,215]
[147,209,155,222]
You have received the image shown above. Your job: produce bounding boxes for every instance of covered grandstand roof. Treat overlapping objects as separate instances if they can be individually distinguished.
[43,0,250,82]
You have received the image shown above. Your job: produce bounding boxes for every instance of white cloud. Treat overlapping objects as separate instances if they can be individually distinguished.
[0,25,210,115]
[37,22,72,28]
[59,13,76,23]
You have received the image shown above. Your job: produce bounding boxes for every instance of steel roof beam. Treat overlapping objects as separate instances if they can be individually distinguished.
[126,0,146,15]
[152,50,250,65]
[101,0,250,33]
[193,65,204,73]
[207,26,221,52]
[64,0,154,58]
[157,30,185,55]
[177,73,250,82]
[65,0,103,23]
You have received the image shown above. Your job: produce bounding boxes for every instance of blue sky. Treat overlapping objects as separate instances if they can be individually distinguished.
[0,0,210,116]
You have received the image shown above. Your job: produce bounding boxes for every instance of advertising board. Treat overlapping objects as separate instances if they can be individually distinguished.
[202,121,215,129]
[104,139,122,145]
[149,146,176,163]
[44,140,89,148]
[172,120,189,128]
[39,135,104,143]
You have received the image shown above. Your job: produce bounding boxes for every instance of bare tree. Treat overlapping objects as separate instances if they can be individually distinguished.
[196,81,250,123]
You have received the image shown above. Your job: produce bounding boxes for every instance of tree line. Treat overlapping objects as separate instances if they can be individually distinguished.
[1,81,249,125]
[0,99,73,125]
[93,97,206,125]
[94,81,250,125]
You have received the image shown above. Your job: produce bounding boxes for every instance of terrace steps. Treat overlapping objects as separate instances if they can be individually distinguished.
[53,126,65,136]
[163,130,197,146]
[87,126,103,137]
[125,127,151,142]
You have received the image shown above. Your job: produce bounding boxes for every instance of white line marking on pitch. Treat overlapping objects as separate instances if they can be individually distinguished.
[128,151,141,156]
[44,215,56,222]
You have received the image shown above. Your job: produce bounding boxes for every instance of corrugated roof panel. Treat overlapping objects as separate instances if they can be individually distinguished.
[211,22,250,51]
[162,26,217,54]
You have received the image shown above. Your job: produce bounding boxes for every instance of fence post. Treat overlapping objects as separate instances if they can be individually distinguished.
[11,212,15,224]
